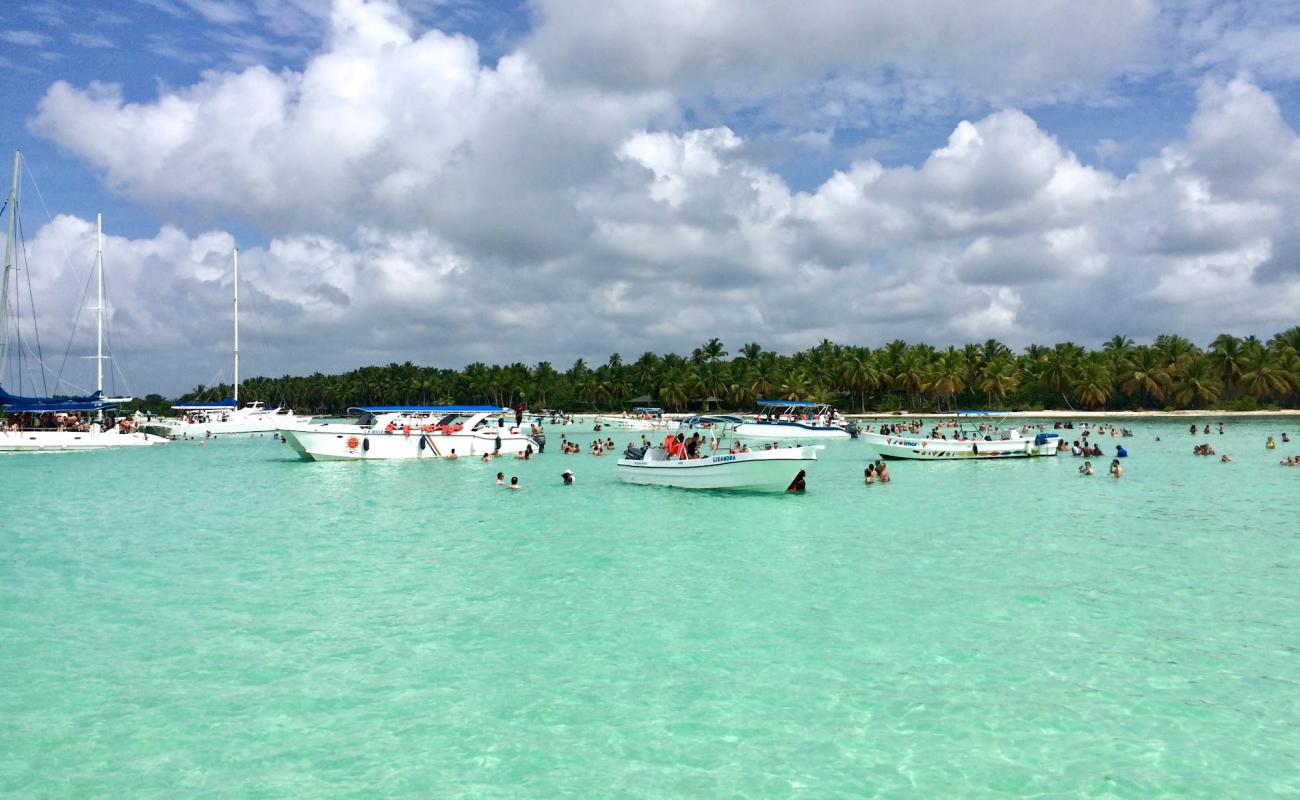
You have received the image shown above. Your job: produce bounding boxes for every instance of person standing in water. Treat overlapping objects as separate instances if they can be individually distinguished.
[1109,459,1124,478]
[786,470,807,492]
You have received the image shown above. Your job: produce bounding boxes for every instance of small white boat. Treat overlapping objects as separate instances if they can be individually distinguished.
[144,399,308,439]
[734,400,851,440]
[597,407,679,431]
[617,444,818,491]
[863,413,1060,460]
[279,405,541,461]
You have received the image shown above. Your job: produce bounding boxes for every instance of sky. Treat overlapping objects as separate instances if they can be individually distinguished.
[1,0,1299,397]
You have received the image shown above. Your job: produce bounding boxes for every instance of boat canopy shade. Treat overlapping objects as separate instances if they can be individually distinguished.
[757,399,826,408]
[682,415,745,425]
[957,410,1010,415]
[349,405,507,414]
[0,386,115,412]
[173,398,238,409]
[633,407,664,412]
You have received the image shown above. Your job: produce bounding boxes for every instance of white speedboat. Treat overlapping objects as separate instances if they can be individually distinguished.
[617,444,818,491]
[734,400,851,440]
[0,157,166,452]
[144,399,307,439]
[863,414,1060,460]
[279,405,541,461]
[597,407,679,431]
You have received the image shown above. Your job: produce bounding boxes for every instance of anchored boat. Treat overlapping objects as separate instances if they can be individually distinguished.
[617,443,819,491]
[734,400,851,440]
[597,407,679,431]
[279,405,541,461]
[862,412,1060,460]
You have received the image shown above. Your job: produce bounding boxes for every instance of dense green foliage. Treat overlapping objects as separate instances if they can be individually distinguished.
[179,329,1300,414]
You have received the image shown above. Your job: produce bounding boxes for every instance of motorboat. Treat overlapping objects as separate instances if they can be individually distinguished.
[617,443,819,491]
[279,405,542,461]
[862,412,1060,460]
[144,399,307,439]
[734,400,851,440]
[597,407,679,431]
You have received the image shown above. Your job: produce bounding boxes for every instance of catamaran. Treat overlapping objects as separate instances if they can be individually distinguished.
[143,248,308,438]
[861,411,1061,460]
[279,405,541,461]
[0,152,166,451]
[733,400,852,440]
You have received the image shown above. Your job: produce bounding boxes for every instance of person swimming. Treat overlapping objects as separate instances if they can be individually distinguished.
[1079,461,1094,475]
[1109,459,1123,478]
[495,471,505,485]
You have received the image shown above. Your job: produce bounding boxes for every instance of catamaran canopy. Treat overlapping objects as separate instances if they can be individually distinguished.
[0,386,115,413]
[757,399,827,408]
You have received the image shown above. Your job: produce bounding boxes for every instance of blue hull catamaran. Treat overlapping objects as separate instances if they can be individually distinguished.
[734,400,852,440]
[0,151,165,451]
[861,410,1060,460]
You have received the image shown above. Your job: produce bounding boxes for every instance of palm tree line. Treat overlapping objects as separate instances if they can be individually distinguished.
[172,329,1300,415]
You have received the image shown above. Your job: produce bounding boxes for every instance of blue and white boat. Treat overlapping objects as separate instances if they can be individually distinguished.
[861,411,1060,460]
[597,407,679,431]
[734,400,852,440]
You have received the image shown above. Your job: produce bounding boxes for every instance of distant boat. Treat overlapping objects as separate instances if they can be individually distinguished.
[279,405,541,461]
[142,248,308,438]
[733,400,852,440]
[597,407,679,431]
[862,412,1061,460]
[617,444,819,491]
[0,151,166,452]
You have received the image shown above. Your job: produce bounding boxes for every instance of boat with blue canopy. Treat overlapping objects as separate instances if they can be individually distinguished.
[733,400,852,440]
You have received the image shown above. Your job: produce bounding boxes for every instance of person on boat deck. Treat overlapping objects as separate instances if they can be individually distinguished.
[684,433,701,459]
[1109,459,1124,478]
[1079,461,1094,475]
[786,470,807,492]
[662,432,676,452]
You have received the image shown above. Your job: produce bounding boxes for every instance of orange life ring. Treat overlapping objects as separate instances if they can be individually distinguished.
[422,425,434,433]
[346,436,360,449]
[451,423,463,432]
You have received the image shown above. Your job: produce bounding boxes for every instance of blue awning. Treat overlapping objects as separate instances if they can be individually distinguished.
[1,385,114,412]
[350,405,507,414]
[174,397,238,409]
[757,399,826,407]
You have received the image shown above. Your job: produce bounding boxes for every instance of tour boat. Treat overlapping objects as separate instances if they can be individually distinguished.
[143,248,307,438]
[733,400,852,440]
[597,407,679,431]
[617,444,819,491]
[279,405,541,461]
[0,154,166,452]
[862,413,1060,460]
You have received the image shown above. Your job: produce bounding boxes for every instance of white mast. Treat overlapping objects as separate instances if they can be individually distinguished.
[233,247,239,405]
[95,212,105,419]
[0,150,19,380]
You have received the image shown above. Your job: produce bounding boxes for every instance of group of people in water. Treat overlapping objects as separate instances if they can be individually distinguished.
[1077,459,1124,477]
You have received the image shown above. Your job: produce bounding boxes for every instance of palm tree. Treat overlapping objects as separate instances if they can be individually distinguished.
[1118,347,1171,407]
[838,347,880,411]
[1172,356,1223,408]
[925,348,967,411]
[1071,355,1113,409]
[977,359,1019,406]
[1208,334,1245,398]
[1237,347,1291,401]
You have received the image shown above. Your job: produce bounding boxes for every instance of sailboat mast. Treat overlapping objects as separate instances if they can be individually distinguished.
[232,247,239,405]
[96,212,105,420]
[1,150,20,379]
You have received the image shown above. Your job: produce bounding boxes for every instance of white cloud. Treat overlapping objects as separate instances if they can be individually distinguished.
[15,0,1300,393]
[0,30,49,47]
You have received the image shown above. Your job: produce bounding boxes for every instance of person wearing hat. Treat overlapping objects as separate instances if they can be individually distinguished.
[562,469,574,485]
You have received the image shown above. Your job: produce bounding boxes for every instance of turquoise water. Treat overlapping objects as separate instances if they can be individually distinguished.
[2,418,1298,797]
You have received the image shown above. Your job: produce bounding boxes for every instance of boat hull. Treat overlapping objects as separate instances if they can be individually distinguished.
[734,422,850,440]
[143,414,310,439]
[0,429,167,452]
[862,431,1060,460]
[617,447,817,491]
[279,424,538,461]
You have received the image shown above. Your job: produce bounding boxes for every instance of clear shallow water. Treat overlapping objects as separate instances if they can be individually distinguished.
[2,419,1298,798]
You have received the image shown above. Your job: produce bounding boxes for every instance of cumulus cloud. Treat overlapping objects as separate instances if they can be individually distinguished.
[15,0,1300,394]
